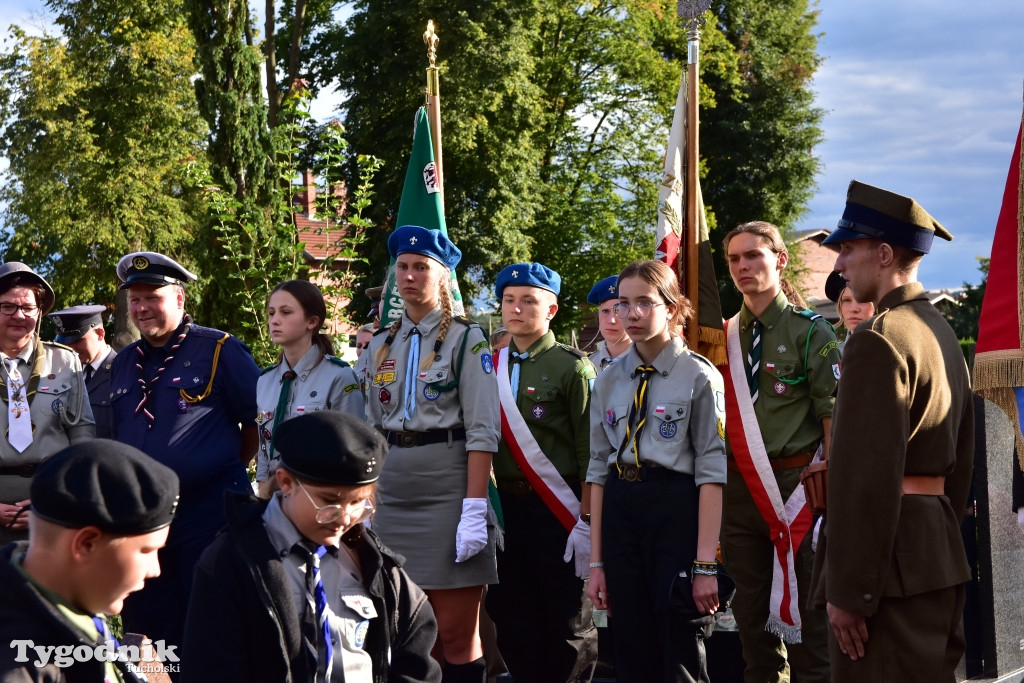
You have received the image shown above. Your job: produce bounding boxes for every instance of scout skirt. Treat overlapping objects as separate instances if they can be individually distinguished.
[373,439,498,589]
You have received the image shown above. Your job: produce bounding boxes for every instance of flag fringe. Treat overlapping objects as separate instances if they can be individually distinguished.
[973,385,1024,469]
[697,326,727,366]
[765,616,802,645]
[973,352,1024,391]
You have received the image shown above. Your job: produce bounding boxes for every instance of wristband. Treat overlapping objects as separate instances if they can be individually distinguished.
[692,563,718,577]
[590,562,605,569]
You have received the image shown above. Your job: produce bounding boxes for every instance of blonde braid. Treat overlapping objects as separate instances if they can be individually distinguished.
[421,265,454,372]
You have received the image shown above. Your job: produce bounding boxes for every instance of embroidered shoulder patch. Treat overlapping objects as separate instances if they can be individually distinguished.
[818,340,840,357]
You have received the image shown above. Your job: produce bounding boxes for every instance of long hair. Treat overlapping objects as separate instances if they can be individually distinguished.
[722,220,805,305]
[270,280,335,359]
[373,258,454,373]
[617,260,693,338]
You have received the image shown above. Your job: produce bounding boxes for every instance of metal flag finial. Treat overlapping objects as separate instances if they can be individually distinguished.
[424,20,439,68]
[677,0,713,32]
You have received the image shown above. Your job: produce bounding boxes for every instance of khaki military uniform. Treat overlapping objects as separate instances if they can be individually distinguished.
[487,331,599,683]
[810,283,973,682]
[721,291,840,683]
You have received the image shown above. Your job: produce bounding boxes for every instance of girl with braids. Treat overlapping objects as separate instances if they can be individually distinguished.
[366,226,499,683]
[586,260,727,683]
[254,280,363,498]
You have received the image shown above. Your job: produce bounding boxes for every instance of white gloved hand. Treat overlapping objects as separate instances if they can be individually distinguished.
[455,498,488,562]
[563,518,591,579]
[1017,508,1024,534]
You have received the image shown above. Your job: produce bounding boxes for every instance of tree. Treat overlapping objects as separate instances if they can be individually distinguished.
[947,257,988,343]
[0,0,208,339]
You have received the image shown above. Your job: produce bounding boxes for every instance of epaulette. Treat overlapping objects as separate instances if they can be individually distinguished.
[259,362,280,377]
[188,324,230,340]
[42,340,75,353]
[555,342,587,358]
[689,350,717,372]
[452,315,478,328]
[793,307,836,334]
[325,355,350,368]
[373,325,392,337]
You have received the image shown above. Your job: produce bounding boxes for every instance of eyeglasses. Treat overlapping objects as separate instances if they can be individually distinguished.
[611,301,664,319]
[0,303,39,317]
[295,480,375,525]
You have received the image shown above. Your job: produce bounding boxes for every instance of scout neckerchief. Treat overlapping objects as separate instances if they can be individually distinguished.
[292,541,335,682]
[615,365,657,478]
[134,316,191,429]
[496,345,580,532]
[723,315,812,643]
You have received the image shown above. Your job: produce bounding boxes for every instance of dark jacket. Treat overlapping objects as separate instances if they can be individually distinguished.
[181,492,440,683]
[0,543,144,683]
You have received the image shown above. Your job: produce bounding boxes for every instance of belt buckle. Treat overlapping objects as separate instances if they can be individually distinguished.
[398,432,418,448]
[18,465,34,478]
[620,464,641,482]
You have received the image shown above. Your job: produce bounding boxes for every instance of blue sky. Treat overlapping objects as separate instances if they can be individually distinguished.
[2,0,1021,290]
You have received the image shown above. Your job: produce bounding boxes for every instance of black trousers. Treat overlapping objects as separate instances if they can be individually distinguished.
[487,488,597,683]
[603,468,713,683]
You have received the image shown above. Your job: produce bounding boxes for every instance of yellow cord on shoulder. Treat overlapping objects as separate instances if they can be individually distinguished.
[179,333,229,404]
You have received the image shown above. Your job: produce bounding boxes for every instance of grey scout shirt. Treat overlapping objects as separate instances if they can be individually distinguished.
[255,345,363,482]
[366,307,500,453]
[587,335,727,487]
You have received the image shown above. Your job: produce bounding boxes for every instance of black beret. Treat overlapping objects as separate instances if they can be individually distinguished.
[824,271,847,303]
[31,440,180,535]
[276,411,387,486]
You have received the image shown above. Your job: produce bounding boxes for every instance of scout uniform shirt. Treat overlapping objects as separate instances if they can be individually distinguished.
[494,331,596,481]
[586,336,726,486]
[588,340,627,374]
[85,346,116,439]
[727,290,841,462]
[366,308,499,453]
[255,346,363,482]
[263,495,374,683]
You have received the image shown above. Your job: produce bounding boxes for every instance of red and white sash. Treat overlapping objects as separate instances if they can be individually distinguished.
[496,347,581,532]
[723,316,813,643]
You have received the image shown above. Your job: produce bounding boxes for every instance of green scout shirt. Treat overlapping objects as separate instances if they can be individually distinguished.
[494,331,597,481]
[726,291,841,461]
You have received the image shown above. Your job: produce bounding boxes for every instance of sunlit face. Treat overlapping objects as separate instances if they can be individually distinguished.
[0,286,39,351]
[837,286,874,331]
[268,289,318,348]
[834,240,880,305]
[80,527,169,615]
[395,254,443,310]
[726,232,787,298]
[278,469,376,547]
[128,284,184,347]
[615,276,674,345]
[501,286,557,342]
[597,301,626,344]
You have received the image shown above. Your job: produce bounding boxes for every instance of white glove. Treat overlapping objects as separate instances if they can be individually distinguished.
[455,498,488,562]
[1017,508,1024,534]
[563,518,591,579]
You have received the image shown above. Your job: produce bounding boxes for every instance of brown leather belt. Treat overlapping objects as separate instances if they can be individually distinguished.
[902,475,945,496]
[386,428,466,448]
[727,446,817,473]
[0,463,38,477]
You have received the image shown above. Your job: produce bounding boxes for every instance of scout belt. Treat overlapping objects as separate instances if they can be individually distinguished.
[0,463,38,477]
[386,428,466,448]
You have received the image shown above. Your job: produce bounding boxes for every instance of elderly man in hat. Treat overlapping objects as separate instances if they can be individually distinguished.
[0,263,95,544]
[810,181,973,682]
[0,439,180,682]
[109,251,260,659]
[49,304,117,438]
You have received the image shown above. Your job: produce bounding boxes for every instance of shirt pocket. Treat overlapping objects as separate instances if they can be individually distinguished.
[34,380,72,422]
[651,401,689,443]
[338,593,378,650]
[762,353,801,399]
[419,362,454,403]
[524,385,558,424]
[164,375,209,413]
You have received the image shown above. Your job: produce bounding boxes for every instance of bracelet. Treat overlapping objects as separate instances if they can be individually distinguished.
[590,562,605,569]
[692,563,718,577]
[692,560,717,568]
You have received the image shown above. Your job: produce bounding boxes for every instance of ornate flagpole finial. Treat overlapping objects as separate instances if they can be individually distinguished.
[677,0,713,33]
[424,20,439,69]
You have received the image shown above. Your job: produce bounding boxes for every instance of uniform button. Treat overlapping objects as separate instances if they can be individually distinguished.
[862,593,872,603]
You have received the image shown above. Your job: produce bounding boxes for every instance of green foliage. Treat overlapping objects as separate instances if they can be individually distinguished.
[0,1,208,309]
[947,256,988,344]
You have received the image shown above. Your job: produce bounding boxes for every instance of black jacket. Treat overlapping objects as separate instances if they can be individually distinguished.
[180,492,440,683]
[0,543,144,683]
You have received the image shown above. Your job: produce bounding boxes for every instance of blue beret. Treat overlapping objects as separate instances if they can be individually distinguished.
[49,304,107,344]
[387,225,461,270]
[32,440,180,535]
[822,180,952,254]
[276,411,388,486]
[495,263,561,300]
[117,252,197,290]
[586,276,619,305]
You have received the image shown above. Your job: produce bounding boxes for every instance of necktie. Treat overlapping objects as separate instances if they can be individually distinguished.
[6,359,33,452]
[293,542,334,682]
[616,365,657,473]
[404,327,421,421]
[270,370,297,454]
[747,319,762,402]
[510,351,530,400]
[83,363,95,385]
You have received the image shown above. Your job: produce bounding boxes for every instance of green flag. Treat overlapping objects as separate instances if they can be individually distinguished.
[379,107,464,323]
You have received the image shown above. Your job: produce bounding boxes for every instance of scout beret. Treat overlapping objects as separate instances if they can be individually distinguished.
[495,262,562,299]
[31,440,180,535]
[824,271,847,304]
[822,180,953,254]
[364,285,384,300]
[116,252,198,290]
[276,411,387,486]
[387,225,462,270]
[0,262,56,315]
[586,275,620,305]
[49,304,107,344]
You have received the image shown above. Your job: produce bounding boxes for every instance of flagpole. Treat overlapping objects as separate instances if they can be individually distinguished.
[677,1,712,351]
[423,21,444,206]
